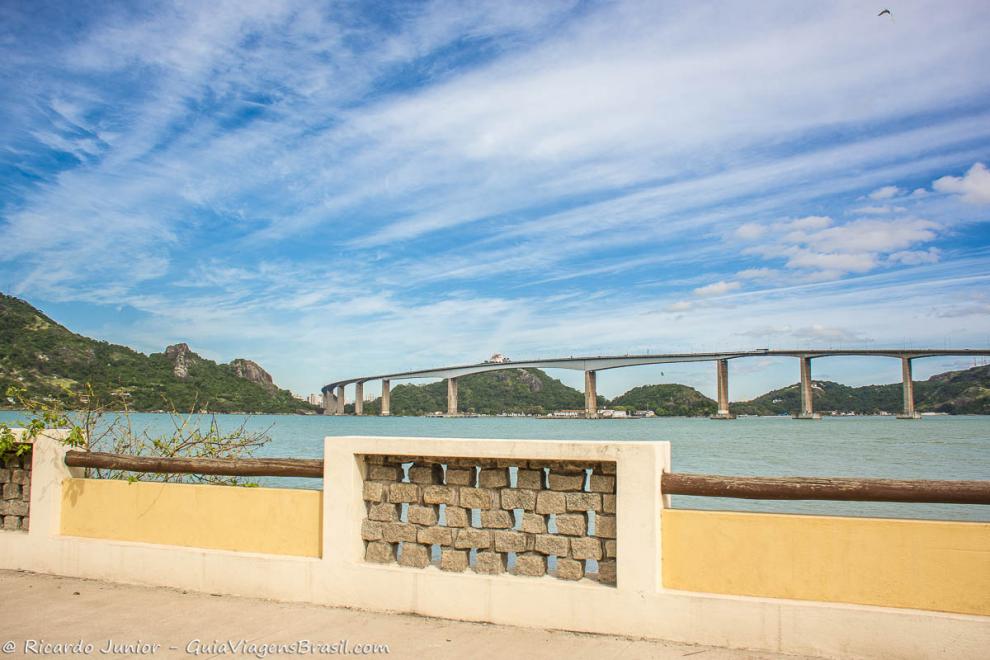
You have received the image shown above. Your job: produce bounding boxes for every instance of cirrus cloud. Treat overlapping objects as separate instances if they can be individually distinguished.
[693,280,741,297]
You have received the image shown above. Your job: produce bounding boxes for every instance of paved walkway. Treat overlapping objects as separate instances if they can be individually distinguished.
[0,570,813,659]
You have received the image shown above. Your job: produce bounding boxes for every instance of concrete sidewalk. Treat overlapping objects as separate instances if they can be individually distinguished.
[0,570,813,659]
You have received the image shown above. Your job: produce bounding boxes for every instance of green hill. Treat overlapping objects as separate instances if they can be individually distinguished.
[732,365,990,415]
[732,380,891,416]
[918,365,990,414]
[359,368,598,416]
[0,293,314,414]
[608,384,716,416]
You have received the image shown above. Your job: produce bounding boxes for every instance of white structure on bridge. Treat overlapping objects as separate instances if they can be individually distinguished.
[321,349,990,420]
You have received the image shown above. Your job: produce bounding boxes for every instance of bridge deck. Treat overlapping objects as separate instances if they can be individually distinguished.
[323,349,990,392]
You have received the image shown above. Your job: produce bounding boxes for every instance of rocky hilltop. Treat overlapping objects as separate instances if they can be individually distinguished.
[229,358,276,392]
[164,342,194,379]
[0,293,314,414]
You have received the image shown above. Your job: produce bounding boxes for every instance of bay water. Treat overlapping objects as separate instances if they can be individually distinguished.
[3,411,988,521]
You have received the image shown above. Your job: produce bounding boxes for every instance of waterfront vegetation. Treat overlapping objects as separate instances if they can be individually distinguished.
[0,385,271,485]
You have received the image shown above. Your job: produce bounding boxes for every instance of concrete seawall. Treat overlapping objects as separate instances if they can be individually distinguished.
[1,431,988,659]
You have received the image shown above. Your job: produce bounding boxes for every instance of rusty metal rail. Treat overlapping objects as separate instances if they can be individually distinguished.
[662,472,990,505]
[64,450,323,478]
[63,451,990,503]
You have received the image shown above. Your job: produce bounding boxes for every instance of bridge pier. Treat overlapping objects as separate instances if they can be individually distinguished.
[323,392,337,415]
[381,379,391,416]
[711,359,735,420]
[336,385,346,415]
[897,357,921,419]
[794,356,821,420]
[584,370,598,419]
[447,377,459,416]
[354,382,364,416]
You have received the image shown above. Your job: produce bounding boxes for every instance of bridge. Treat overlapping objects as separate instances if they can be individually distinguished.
[321,349,990,420]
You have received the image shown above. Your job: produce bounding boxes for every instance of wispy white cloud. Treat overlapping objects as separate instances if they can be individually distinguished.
[1,0,989,396]
[736,215,941,282]
[934,162,990,204]
[693,281,741,297]
[889,248,941,266]
[868,185,902,201]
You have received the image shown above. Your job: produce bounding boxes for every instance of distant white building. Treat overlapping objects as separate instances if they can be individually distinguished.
[307,393,322,406]
[548,410,582,417]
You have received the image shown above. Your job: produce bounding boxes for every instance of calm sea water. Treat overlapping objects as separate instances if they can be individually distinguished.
[3,411,988,521]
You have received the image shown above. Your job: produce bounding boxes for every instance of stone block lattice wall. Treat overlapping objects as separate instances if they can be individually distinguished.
[0,450,32,532]
[361,455,616,584]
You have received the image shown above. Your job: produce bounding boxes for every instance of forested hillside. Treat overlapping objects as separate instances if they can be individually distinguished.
[359,368,597,415]
[0,293,314,413]
[608,384,716,416]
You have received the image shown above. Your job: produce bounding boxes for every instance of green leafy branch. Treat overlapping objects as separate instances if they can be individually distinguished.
[1,385,272,486]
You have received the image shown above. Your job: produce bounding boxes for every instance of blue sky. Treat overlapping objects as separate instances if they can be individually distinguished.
[2,0,990,400]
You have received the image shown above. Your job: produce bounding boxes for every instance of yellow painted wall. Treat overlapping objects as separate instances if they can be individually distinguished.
[662,509,990,616]
[61,478,321,558]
